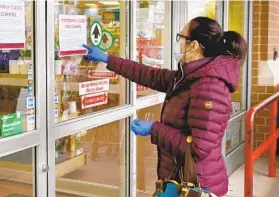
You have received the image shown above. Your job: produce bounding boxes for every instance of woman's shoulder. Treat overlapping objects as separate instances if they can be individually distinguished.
[190,77,230,94]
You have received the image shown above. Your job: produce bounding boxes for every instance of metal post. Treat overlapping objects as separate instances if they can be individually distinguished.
[268,101,277,177]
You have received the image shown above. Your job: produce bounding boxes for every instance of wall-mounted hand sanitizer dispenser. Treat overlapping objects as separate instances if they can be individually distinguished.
[258,60,279,86]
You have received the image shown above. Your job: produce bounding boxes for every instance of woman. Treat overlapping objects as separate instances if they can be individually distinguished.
[83,17,247,196]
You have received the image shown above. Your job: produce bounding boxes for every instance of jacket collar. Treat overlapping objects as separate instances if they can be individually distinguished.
[181,57,214,75]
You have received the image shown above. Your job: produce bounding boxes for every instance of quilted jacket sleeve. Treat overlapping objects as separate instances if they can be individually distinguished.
[151,121,187,157]
[187,80,231,160]
[107,55,176,93]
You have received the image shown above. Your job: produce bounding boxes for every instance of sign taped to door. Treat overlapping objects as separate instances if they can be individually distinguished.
[79,78,109,96]
[99,31,114,51]
[90,21,103,47]
[88,70,117,79]
[59,15,87,57]
[0,1,25,50]
[81,92,108,109]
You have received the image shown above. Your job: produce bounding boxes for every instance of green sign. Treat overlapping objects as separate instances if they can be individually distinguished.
[90,21,103,47]
[99,31,114,51]
[0,112,23,138]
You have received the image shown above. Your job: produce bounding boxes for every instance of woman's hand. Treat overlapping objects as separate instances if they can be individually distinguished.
[131,118,153,136]
[82,44,108,63]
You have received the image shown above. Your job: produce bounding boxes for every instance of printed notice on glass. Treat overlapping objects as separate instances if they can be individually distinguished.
[0,1,25,50]
[79,78,110,96]
[59,15,87,57]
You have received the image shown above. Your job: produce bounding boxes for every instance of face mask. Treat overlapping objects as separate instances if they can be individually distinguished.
[174,51,184,62]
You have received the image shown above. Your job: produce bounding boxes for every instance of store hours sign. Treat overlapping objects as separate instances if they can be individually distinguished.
[0,1,25,50]
[59,15,87,57]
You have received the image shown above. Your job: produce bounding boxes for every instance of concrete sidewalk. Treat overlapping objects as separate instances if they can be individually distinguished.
[226,158,279,197]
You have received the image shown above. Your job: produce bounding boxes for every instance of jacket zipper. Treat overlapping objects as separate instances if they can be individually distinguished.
[173,64,185,90]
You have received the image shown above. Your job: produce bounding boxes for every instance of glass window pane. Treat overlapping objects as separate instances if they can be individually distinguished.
[55,119,127,196]
[136,104,162,196]
[0,1,35,138]
[0,148,34,196]
[187,0,217,21]
[226,116,245,154]
[54,1,128,122]
[228,0,247,115]
[136,1,172,98]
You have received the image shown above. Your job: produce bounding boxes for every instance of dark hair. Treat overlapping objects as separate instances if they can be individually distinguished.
[188,17,247,60]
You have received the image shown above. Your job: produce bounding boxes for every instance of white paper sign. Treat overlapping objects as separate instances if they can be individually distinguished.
[79,78,110,96]
[59,15,87,56]
[0,1,25,49]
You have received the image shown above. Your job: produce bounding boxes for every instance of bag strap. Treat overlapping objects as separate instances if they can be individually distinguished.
[183,136,198,185]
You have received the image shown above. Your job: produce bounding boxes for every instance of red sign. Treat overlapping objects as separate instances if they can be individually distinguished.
[88,70,117,79]
[59,49,87,57]
[81,92,108,109]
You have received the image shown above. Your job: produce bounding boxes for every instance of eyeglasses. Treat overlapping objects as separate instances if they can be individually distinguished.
[176,33,191,42]
[176,33,205,49]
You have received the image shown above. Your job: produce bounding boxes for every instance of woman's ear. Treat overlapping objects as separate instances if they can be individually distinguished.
[191,40,200,51]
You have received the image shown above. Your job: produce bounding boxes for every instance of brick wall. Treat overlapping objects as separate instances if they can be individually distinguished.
[252,1,279,150]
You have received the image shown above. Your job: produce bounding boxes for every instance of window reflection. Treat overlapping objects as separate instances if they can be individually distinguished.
[136,1,171,98]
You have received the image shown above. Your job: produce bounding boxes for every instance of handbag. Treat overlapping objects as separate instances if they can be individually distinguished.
[152,136,213,197]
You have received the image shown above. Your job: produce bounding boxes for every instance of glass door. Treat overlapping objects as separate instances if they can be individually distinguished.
[0,1,47,196]
[47,1,132,196]
[224,0,251,175]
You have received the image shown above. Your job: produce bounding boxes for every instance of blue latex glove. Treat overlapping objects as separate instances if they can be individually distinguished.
[82,44,108,63]
[131,118,153,136]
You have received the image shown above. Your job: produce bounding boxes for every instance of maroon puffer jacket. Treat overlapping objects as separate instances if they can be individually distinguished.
[107,55,239,196]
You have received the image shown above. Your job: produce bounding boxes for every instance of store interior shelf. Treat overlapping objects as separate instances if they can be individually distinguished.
[0,73,28,78]
[56,153,87,178]
[0,73,28,87]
